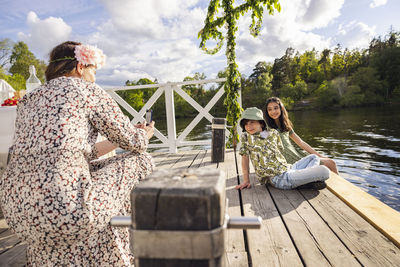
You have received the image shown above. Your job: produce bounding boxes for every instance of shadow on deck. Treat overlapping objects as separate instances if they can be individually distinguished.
[1,149,400,266]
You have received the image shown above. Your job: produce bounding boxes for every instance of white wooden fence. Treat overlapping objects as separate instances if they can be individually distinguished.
[105,78,229,153]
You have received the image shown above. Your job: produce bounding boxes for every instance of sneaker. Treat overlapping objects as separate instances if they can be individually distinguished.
[297,181,327,190]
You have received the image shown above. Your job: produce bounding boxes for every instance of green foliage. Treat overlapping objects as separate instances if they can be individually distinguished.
[280,81,308,101]
[318,48,331,80]
[249,61,272,81]
[118,78,159,120]
[314,80,340,108]
[370,46,400,99]
[0,67,25,90]
[298,49,320,83]
[9,41,46,84]
[0,73,26,91]
[392,86,400,100]
[271,48,294,92]
[199,0,281,146]
[280,97,295,110]
[242,71,273,109]
[339,85,365,107]
[349,67,385,104]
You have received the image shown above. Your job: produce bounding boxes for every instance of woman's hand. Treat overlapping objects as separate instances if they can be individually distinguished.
[235,182,251,190]
[143,121,155,139]
[134,121,155,139]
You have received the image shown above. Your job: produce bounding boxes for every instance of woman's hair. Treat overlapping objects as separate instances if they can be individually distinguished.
[239,119,266,131]
[264,97,293,132]
[45,41,81,81]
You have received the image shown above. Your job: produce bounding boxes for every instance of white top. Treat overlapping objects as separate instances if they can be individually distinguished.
[0,79,15,103]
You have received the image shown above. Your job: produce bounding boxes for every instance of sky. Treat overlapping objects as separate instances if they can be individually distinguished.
[0,0,399,87]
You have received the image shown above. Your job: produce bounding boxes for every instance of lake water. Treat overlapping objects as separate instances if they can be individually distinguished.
[151,104,400,212]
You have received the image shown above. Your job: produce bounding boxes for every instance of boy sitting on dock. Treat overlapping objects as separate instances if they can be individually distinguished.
[236,107,330,190]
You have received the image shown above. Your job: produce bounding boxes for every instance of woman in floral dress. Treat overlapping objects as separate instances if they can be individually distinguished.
[0,41,154,266]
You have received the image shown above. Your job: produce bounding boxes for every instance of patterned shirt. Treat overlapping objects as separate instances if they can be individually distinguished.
[239,129,289,183]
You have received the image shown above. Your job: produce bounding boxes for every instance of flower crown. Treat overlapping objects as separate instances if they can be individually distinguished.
[51,44,106,69]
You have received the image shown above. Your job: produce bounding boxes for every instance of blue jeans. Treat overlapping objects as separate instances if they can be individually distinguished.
[271,154,330,190]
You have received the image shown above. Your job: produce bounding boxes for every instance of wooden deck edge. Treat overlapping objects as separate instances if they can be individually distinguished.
[326,172,400,248]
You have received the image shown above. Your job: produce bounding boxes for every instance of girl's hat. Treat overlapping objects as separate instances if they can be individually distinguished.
[239,107,265,123]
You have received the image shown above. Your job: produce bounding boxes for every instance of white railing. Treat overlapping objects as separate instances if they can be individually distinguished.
[104,78,227,153]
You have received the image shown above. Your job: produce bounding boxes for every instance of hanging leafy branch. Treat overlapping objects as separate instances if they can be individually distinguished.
[198,0,281,147]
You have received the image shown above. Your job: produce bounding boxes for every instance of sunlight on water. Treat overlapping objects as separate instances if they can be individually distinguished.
[290,104,400,211]
[149,105,400,211]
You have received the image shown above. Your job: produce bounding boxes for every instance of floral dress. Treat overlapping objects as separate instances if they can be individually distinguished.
[0,77,153,266]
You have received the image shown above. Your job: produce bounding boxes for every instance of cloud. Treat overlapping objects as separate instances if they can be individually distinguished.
[17,12,72,59]
[233,0,340,74]
[14,0,377,86]
[91,0,347,84]
[370,0,387,8]
[84,17,215,85]
[81,0,215,85]
[299,0,345,30]
[335,21,376,49]
[98,0,203,39]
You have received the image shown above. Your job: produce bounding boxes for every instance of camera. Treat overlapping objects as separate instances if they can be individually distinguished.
[145,109,153,125]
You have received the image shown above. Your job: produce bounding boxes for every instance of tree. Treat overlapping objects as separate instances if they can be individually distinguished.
[0,71,25,91]
[298,48,321,84]
[318,48,331,80]
[314,79,341,108]
[249,61,272,82]
[331,44,345,78]
[0,38,13,68]
[280,80,308,101]
[370,45,400,99]
[242,69,273,109]
[9,41,46,83]
[349,67,385,104]
[199,0,281,146]
[271,48,296,93]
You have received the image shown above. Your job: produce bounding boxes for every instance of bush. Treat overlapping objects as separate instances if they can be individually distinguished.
[314,80,340,108]
[339,85,365,107]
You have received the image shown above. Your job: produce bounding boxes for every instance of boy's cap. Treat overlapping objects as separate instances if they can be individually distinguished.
[239,107,264,122]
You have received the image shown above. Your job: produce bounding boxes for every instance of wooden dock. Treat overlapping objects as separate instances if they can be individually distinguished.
[1,149,400,266]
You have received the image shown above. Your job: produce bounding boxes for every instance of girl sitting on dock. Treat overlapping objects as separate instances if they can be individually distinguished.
[264,97,339,175]
[236,107,330,190]
[0,41,154,266]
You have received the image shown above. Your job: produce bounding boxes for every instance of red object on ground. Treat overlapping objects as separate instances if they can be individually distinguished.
[1,96,19,106]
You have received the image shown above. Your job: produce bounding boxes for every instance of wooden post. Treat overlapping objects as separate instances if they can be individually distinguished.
[211,118,226,163]
[165,84,177,153]
[130,168,226,267]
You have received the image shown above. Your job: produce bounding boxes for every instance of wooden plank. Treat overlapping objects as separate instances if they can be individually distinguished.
[170,150,200,169]
[199,150,217,168]
[269,187,361,267]
[189,150,208,169]
[218,149,248,266]
[0,219,8,234]
[0,241,27,267]
[0,230,21,255]
[326,172,400,247]
[153,152,185,169]
[224,251,248,267]
[240,173,302,266]
[301,188,400,266]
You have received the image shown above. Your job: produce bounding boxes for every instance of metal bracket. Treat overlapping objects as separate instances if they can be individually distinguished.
[130,215,228,259]
[211,124,226,130]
